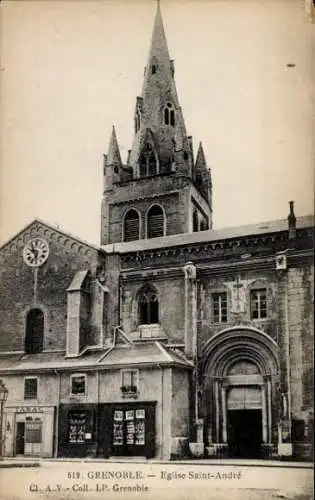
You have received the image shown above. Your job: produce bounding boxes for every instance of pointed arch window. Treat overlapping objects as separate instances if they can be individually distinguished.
[138,285,159,325]
[147,204,165,239]
[123,209,140,242]
[164,103,175,127]
[139,143,158,177]
[25,308,44,354]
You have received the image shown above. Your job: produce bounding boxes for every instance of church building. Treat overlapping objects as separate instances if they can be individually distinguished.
[0,3,313,461]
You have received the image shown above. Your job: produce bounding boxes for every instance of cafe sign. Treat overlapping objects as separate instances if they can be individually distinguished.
[16,406,46,413]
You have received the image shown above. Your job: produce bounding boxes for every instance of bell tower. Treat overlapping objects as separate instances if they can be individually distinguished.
[101,2,212,245]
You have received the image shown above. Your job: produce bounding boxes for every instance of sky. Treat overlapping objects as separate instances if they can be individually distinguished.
[0,0,314,246]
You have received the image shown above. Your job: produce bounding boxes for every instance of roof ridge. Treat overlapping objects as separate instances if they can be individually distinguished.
[0,218,101,252]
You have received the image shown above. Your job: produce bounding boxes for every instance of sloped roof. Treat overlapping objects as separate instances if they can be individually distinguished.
[67,270,89,292]
[0,351,103,373]
[0,218,100,252]
[98,341,193,369]
[102,215,314,254]
[0,342,193,374]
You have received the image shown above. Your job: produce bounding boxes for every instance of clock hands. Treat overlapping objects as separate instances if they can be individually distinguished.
[23,238,49,267]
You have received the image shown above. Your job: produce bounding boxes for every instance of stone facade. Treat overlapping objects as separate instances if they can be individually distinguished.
[0,3,313,461]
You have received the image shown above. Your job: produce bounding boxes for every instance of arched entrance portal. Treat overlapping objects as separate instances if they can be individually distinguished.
[201,327,280,459]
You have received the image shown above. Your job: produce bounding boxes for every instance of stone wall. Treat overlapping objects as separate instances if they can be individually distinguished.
[0,221,100,352]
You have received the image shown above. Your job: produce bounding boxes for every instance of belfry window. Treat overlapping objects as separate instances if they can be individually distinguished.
[164,103,175,127]
[25,308,44,354]
[152,64,156,74]
[138,285,159,325]
[147,204,165,239]
[139,143,158,177]
[123,209,140,242]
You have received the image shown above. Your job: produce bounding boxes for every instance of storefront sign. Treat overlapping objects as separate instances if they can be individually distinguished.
[15,406,47,414]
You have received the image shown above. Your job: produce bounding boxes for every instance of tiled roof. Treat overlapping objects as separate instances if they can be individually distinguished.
[98,341,193,368]
[67,270,89,292]
[0,350,103,372]
[102,215,314,254]
[0,342,193,373]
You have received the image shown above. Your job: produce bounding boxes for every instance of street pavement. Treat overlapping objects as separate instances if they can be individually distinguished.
[0,460,313,500]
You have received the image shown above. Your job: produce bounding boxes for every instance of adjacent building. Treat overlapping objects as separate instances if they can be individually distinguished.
[0,3,313,461]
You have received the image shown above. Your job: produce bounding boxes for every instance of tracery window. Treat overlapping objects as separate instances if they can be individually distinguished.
[164,103,175,126]
[139,143,158,177]
[138,285,159,325]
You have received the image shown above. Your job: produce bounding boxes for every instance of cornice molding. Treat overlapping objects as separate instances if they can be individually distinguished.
[107,189,180,207]
[120,228,313,265]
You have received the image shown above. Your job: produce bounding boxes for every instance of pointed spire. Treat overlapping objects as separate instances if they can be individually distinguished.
[195,142,207,168]
[107,126,122,166]
[147,0,170,69]
[141,0,177,100]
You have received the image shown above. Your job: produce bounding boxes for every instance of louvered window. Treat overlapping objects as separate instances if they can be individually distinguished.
[147,205,165,239]
[124,209,140,242]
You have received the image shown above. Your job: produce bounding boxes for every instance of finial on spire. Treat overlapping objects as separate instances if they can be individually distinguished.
[195,142,207,169]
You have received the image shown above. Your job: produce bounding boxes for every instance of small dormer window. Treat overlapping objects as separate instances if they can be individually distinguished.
[164,103,175,127]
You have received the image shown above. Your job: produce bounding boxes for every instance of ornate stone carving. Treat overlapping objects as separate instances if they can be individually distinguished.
[183,261,196,280]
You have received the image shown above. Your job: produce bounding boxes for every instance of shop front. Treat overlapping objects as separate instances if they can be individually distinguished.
[57,402,156,458]
[3,405,55,458]
[58,403,98,458]
[98,401,156,459]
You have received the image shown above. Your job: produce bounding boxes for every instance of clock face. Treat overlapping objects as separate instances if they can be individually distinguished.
[23,238,49,267]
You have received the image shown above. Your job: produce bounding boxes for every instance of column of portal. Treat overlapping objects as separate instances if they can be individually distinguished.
[262,385,268,443]
[222,386,227,443]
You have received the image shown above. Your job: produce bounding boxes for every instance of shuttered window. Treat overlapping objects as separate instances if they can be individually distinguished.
[147,205,165,239]
[124,209,140,242]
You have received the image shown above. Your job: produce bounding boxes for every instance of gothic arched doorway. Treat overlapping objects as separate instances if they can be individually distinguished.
[201,327,280,459]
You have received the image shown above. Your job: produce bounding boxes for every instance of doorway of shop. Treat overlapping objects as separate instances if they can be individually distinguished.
[227,409,262,458]
[15,422,25,455]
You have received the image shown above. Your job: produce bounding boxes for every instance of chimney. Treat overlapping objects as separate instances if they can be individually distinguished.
[288,201,296,244]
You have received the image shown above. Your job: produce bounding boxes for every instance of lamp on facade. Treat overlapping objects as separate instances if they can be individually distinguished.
[0,379,9,460]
